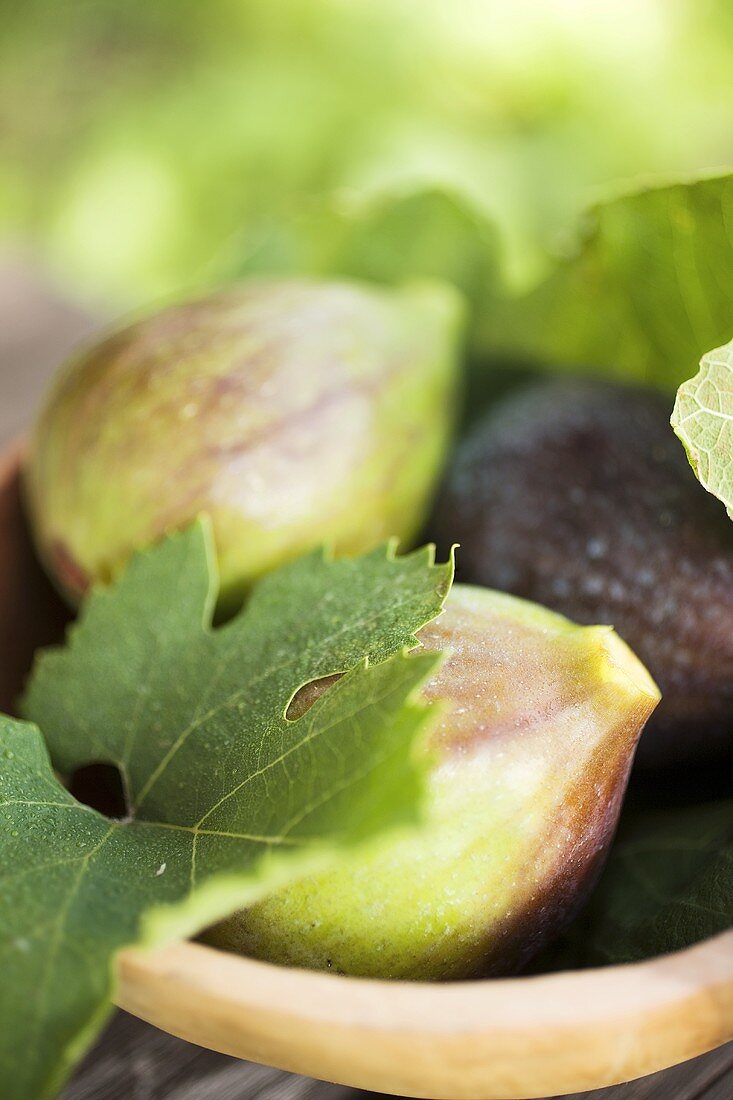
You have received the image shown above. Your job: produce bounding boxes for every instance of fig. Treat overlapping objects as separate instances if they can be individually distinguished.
[431,379,733,768]
[206,584,659,980]
[25,278,463,608]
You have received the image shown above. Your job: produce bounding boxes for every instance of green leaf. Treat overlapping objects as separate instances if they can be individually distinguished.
[547,797,733,967]
[2,521,451,1100]
[230,187,499,334]
[486,174,733,391]
[672,340,733,519]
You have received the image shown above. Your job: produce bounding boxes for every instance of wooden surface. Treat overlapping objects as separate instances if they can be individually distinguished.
[1,253,730,1100]
[61,1010,733,1100]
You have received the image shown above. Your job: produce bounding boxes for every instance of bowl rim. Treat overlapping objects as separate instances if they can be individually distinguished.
[116,931,733,1097]
[119,930,733,1031]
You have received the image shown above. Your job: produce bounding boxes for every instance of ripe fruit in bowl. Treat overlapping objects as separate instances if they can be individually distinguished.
[207,583,659,980]
[431,379,733,768]
[25,278,463,609]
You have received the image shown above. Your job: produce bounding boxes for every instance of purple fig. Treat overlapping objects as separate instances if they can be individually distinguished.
[431,379,733,767]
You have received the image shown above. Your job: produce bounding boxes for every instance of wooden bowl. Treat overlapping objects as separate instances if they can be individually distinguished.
[1,443,731,1100]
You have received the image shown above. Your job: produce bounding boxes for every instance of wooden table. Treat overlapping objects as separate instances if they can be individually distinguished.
[1,254,730,1100]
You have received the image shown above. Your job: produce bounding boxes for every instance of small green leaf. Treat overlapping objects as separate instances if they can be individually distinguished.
[672,340,733,519]
[1,522,451,1100]
[486,174,733,391]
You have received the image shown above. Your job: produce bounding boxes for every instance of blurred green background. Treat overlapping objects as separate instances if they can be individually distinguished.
[2,0,733,311]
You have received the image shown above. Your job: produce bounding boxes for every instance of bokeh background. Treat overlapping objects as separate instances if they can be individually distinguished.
[3,0,733,315]
[3,5,733,1097]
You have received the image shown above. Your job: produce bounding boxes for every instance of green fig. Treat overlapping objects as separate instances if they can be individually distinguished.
[206,584,659,980]
[25,278,463,607]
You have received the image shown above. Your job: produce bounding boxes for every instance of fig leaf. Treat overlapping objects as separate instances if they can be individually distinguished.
[232,187,499,335]
[485,173,733,391]
[673,339,733,520]
[1,521,451,1100]
[547,797,733,967]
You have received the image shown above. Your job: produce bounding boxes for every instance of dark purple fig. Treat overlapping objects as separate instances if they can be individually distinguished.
[430,379,733,768]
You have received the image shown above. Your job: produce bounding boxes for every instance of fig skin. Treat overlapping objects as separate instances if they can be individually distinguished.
[206,584,659,980]
[25,278,463,609]
[430,378,733,768]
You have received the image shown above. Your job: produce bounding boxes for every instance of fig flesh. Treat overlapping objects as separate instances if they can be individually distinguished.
[207,584,659,980]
